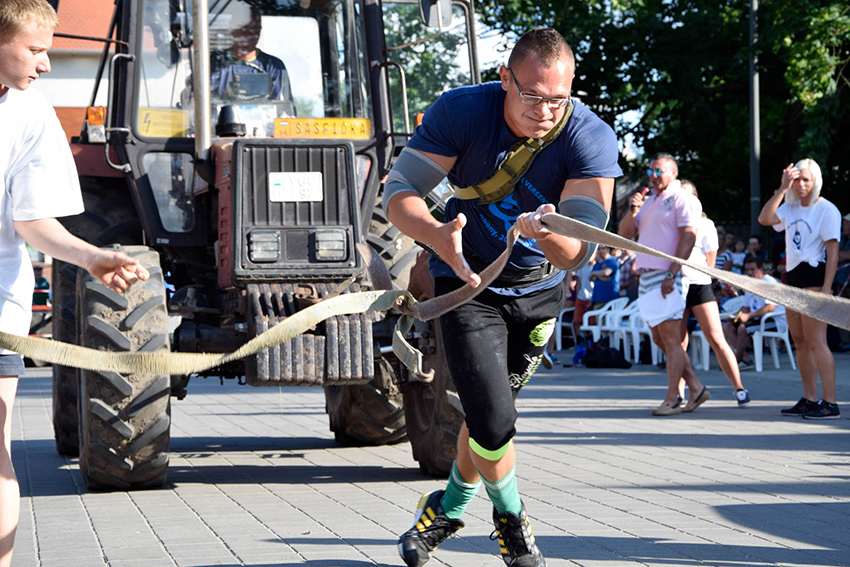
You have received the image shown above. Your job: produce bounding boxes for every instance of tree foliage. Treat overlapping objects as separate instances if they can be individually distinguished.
[383,2,473,132]
[475,0,850,222]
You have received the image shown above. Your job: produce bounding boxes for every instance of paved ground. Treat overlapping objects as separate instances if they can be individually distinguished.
[10,350,850,567]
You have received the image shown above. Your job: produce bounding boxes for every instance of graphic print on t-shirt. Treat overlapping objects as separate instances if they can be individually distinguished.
[479,193,539,251]
[787,219,813,252]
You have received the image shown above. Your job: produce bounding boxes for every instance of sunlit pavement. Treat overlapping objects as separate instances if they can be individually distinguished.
[11,350,850,567]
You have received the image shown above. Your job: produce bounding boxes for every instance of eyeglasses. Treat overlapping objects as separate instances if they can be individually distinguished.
[646,168,665,177]
[508,68,569,109]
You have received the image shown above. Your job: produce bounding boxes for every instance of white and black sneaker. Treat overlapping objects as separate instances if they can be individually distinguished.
[736,389,751,407]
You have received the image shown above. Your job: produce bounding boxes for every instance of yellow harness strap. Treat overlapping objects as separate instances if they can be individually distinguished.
[451,100,574,205]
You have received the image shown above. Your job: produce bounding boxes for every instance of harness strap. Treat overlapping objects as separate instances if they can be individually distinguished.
[451,100,574,205]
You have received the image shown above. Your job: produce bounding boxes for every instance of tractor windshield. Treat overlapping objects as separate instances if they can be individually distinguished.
[136,0,372,139]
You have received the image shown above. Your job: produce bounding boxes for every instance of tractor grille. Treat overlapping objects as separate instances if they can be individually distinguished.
[245,282,374,386]
[230,140,361,284]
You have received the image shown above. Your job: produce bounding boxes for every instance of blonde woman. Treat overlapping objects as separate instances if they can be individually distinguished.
[678,181,750,408]
[758,159,840,419]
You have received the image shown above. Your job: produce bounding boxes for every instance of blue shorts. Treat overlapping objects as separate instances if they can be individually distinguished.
[0,354,25,377]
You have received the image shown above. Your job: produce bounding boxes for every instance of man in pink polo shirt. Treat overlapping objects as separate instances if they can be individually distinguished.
[619,153,710,416]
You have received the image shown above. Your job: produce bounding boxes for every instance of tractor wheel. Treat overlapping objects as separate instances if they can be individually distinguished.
[51,179,142,457]
[51,262,81,455]
[325,356,407,446]
[367,203,419,291]
[77,246,171,490]
[400,319,464,477]
[321,201,414,446]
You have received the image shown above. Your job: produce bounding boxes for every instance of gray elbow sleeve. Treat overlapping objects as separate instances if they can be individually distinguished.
[382,147,449,209]
[558,195,610,270]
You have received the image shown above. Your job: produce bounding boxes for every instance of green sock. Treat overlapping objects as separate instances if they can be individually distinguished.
[482,466,522,516]
[439,461,481,519]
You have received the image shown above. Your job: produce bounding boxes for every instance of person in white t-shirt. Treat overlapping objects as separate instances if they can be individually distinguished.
[722,257,786,369]
[1,3,150,566]
[758,158,840,420]
[678,181,750,407]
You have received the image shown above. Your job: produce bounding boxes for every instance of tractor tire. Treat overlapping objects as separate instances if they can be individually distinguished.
[401,319,464,477]
[367,203,419,291]
[321,201,413,446]
[51,262,81,455]
[51,179,142,457]
[77,246,171,491]
[325,356,407,446]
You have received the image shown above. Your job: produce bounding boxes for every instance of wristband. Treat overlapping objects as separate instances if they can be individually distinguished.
[665,271,675,279]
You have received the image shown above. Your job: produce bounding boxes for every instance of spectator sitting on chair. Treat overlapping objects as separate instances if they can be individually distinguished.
[589,245,619,308]
[746,234,768,264]
[722,257,787,371]
[724,237,747,274]
[572,252,597,341]
[834,213,850,297]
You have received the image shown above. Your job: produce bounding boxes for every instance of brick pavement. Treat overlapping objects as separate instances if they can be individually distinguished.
[10,352,850,567]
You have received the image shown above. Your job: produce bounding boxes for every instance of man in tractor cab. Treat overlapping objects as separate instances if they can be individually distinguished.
[384,28,621,567]
[0,2,149,566]
[210,4,295,110]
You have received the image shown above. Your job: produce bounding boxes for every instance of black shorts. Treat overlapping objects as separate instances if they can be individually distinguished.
[685,283,716,308]
[435,277,564,452]
[786,262,826,289]
[0,354,25,377]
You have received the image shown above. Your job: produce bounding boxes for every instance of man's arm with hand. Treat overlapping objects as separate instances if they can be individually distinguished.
[516,177,613,270]
[660,225,696,297]
[384,149,482,287]
[14,218,149,293]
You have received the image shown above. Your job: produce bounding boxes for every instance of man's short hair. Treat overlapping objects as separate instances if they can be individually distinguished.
[749,234,762,245]
[508,28,574,70]
[0,0,58,40]
[650,152,678,174]
[744,257,764,269]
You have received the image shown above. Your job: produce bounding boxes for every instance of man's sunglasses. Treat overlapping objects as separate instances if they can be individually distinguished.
[646,168,665,177]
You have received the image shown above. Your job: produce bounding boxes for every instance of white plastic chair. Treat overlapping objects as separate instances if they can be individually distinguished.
[626,312,663,365]
[719,295,747,319]
[600,302,639,353]
[580,297,629,342]
[753,311,796,372]
[689,328,711,371]
[554,307,576,351]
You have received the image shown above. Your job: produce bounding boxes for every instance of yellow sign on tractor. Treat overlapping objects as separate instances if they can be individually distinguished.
[274,117,371,139]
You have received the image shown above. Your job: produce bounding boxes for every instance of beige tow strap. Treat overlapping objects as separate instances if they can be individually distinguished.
[2,212,848,376]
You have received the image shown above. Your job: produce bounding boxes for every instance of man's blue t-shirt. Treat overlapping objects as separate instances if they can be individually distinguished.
[590,256,620,303]
[407,82,622,295]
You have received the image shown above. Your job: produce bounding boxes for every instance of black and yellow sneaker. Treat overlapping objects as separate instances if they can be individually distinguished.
[490,503,547,567]
[398,490,464,567]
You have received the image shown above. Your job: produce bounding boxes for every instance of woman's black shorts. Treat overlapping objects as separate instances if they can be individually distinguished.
[685,283,716,308]
[786,262,826,289]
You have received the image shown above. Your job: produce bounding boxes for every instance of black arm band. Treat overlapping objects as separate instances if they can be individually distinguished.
[558,195,610,270]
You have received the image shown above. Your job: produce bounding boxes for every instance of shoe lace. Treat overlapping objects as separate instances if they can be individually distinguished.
[417,517,457,549]
[490,518,534,557]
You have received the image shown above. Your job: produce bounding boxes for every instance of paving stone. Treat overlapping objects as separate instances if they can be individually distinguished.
[10,359,850,567]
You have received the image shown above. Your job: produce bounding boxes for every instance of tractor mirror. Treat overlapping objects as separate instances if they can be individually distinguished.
[419,0,452,29]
